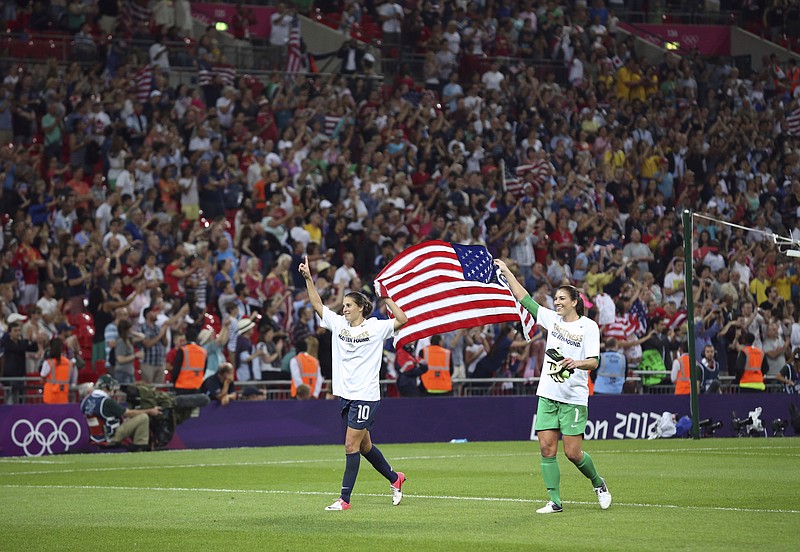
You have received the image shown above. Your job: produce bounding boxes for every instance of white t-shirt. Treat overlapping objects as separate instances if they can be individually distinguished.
[377,2,403,33]
[663,271,685,306]
[216,96,234,128]
[320,306,395,401]
[270,12,291,46]
[535,305,600,406]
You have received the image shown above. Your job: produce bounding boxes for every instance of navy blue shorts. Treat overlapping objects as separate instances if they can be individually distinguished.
[339,399,381,430]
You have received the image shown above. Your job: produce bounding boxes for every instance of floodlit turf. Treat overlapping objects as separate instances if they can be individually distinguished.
[2,438,799,551]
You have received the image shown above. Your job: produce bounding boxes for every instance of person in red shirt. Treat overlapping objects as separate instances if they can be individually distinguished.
[164,254,195,300]
[120,248,143,297]
[549,216,576,264]
[230,1,257,40]
[14,227,45,309]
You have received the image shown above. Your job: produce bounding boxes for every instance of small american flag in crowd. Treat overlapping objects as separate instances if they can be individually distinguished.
[501,158,553,198]
[787,107,800,137]
[629,298,648,335]
[374,240,536,349]
[285,15,302,74]
[198,62,237,87]
[133,64,152,102]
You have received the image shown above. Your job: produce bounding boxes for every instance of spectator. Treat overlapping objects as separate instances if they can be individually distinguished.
[395,340,428,397]
[114,319,142,385]
[234,316,258,382]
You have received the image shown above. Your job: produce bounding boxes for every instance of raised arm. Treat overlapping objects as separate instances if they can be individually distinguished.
[383,297,408,331]
[298,255,324,318]
[494,259,529,301]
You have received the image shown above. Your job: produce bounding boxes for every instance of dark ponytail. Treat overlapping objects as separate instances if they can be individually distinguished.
[345,291,373,316]
[558,285,584,317]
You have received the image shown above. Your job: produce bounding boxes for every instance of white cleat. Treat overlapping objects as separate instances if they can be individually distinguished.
[536,501,563,514]
[594,477,612,510]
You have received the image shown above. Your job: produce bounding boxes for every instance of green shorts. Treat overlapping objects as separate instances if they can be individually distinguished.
[535,397,588,436]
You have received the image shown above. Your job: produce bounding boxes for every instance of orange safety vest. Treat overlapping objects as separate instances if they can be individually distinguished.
[789,66,800,92]
[740,346,766,391]
[291,352,319,398]
[674,354,692,395]
[43,356,71,404]
[420,345,452,393]
[175,343,207,390]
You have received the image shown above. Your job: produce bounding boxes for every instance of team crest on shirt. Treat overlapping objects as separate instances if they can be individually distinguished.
[552,323,583,348]
[339,328,370,344]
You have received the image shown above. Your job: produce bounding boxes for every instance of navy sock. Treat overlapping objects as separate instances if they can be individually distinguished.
[362,445,398,484]
[340,452,360,503]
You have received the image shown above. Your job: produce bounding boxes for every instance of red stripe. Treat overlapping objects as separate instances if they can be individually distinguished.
[398,313,522,348]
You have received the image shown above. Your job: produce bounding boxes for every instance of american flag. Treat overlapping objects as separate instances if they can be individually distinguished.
[501,159,553,198]
[667,309,688,332]
[120,0,152,37]
[374,240,536,349]
[198,62,237,87]
[286,15,302,74]
[501,159,524,197]
[629,298,648,335]
[133,64,152,102]
[787,107,800,137]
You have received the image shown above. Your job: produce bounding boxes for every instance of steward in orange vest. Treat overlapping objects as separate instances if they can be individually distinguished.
[673,353,694,395]
[736,332,766,392]
[41,338,73,404]
[290,337,323,398]
[420,335,453,394]
[172,330,208,394]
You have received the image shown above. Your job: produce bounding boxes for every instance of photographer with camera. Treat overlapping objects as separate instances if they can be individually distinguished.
[777,348,800,394]
[81,374,162,452]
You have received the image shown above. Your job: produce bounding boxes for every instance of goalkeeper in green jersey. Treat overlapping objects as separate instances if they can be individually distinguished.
[495,259,612,514]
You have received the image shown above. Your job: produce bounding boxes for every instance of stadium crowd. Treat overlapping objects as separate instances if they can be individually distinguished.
[1,0,800,405]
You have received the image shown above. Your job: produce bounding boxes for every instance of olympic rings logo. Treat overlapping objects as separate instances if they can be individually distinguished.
[11,418,83,457]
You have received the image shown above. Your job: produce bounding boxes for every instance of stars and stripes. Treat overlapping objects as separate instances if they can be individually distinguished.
[286,15,302,75]
[133,64,152,102]
[787,107,800,137]
[501,158,553,198]
[629,298,648,335]
[374,240,536,349]
[198,62,237,87]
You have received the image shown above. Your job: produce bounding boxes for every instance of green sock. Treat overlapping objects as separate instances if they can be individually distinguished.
[541,456,561,506]
[575,451,604,488]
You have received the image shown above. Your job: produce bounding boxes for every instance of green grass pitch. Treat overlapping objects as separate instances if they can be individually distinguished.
[1,438,798,551]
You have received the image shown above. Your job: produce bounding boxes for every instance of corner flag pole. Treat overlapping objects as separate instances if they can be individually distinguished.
[682,209,700,439]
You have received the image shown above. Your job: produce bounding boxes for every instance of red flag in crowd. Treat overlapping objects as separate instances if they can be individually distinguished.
[374,240,536,349]
[285,15,302,74]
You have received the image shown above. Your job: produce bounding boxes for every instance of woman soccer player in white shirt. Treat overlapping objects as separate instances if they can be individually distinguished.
[495,259,612,514]
[299,256,409,511]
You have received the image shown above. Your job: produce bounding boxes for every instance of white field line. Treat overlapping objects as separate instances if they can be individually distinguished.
[2,483,799,515]
[3,446,800,476]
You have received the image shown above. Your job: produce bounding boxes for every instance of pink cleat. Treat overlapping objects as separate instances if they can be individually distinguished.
[324,498,351,511]
[391,472,406,506]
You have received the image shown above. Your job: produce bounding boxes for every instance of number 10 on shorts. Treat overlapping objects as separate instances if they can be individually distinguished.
[357,404,371,423]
